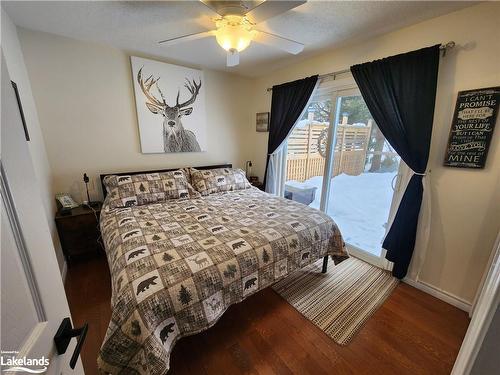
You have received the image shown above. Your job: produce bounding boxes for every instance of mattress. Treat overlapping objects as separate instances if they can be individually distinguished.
[97,187,347,374]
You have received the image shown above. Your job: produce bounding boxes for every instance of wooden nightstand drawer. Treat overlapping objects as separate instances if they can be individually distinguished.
[55,203,102,264]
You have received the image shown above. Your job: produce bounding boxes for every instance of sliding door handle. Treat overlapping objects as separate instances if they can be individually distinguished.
[391,173,399,192]
[54,317,89,369]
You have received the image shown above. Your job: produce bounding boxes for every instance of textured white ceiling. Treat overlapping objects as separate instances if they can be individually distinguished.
[2,1,474,77]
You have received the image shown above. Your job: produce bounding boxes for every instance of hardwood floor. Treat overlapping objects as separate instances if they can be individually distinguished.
[64,255,470,375]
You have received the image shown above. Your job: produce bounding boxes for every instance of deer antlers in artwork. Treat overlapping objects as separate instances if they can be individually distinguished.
[137,67,201,110]
[137,67,166,111]
[176,79,202,109]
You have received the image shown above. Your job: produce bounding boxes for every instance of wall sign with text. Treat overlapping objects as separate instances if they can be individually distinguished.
[444,86,499,168]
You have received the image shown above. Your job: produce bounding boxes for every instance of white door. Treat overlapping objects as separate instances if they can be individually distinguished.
[1,52,84,374]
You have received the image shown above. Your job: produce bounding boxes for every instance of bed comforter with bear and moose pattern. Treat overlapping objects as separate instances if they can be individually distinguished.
[97,187,347,374]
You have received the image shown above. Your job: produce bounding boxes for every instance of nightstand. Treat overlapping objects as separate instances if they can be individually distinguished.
[250,180,264,191]
[55,203,103,264]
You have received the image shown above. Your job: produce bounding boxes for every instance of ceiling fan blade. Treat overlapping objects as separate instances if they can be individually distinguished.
[246,1,306,24]
[199,0,225,16]
[254,30,304,54]
[158,30,215,46]
[201,1,263,17]
[227,49,240,67]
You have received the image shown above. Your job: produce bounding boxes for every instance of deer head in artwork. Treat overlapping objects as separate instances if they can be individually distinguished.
[137,67,202,152]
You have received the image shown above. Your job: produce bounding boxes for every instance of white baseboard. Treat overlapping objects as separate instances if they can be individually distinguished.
[61,260,68,284]
[403,277,471,313]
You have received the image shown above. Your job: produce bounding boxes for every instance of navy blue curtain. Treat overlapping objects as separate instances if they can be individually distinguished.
[263,75,318,189]
[350,45,440,278]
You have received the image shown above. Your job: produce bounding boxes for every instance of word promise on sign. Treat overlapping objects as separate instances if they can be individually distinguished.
[444,86,499,168]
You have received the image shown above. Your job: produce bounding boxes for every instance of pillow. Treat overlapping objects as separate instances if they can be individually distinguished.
[180,167,193,184]
[103,170,200,208]
[190,167,252,196]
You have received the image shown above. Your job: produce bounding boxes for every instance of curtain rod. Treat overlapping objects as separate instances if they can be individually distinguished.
[266,41,455,92]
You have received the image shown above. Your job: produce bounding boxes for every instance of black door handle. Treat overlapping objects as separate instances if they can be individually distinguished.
[54,317,89,369]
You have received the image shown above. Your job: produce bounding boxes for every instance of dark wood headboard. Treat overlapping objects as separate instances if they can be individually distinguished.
[100,164,232,199]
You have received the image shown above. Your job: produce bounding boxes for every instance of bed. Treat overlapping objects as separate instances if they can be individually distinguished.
[97,164,347,374]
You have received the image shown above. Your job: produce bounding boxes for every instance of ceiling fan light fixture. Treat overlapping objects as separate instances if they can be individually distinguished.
[215,15,256,52]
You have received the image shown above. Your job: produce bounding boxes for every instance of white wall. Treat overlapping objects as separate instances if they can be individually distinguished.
[248,2,500,304]
[1,9,65,272]
[17,29,254,201]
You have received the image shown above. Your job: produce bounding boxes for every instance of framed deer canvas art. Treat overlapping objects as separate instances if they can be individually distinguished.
[131,56,207,153]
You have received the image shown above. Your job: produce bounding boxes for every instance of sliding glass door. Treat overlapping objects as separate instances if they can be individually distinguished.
[284,90,333,209]
[284,79,400,266]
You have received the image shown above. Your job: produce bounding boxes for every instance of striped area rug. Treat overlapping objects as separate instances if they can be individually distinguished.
[272,257,399,345]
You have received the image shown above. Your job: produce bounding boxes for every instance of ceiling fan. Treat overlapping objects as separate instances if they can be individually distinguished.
[158,0,306,67]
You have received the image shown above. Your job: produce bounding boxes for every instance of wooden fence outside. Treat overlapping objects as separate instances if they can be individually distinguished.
[286,123,372,182]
